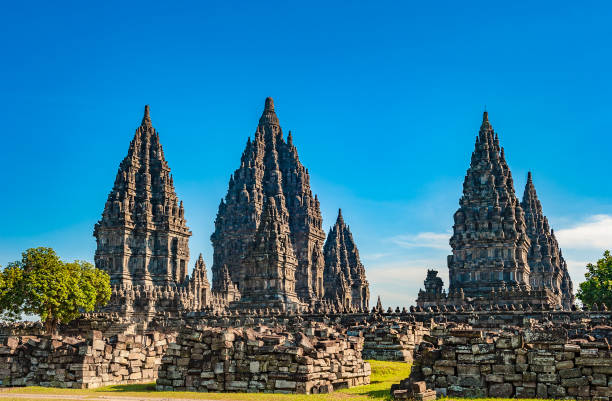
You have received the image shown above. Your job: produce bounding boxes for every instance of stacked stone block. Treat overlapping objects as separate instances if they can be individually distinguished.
[156,325,371,394]
[393,380,437,401]
[0,331,174,389]
[393,325,612,400]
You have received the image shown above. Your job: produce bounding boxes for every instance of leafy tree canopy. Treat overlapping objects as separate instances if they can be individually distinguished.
[577,250,612,309]
[0,247,111,332]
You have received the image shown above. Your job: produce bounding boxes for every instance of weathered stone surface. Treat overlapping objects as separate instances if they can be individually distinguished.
[0,332,173,389]
[391,322,612,401]
[230,196,304,312]
[489,382,513,397]
[525,327,568,344]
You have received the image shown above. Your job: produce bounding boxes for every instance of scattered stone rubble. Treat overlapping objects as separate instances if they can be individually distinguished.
[156,323,370,394]
[0,330,174,389]
[393,380,437,401]
[392,323,612,400]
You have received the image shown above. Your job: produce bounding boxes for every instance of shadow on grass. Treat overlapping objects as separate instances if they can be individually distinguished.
[340,380,393,401]
[345,388,391,401]
[94,383,156,392]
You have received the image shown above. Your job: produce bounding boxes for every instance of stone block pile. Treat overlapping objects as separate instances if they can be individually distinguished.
[156,324,371,394]
[0,331,174,389]
[349,320,428,362]
[392,325,612,400]
[393,380,437,400]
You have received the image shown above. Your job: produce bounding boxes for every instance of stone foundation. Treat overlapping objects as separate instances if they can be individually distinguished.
[156,324,371,394]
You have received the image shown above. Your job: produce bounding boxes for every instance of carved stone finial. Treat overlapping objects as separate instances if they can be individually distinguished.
[264,97,274,111]
[258,97,280,127]
[142,105,152,127]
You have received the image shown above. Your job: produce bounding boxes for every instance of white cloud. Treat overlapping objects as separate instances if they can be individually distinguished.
[556,214,612,251]
[361,252,392,261]
[367,259,449,308]
[389,232,451,250]
[565,259,588,284]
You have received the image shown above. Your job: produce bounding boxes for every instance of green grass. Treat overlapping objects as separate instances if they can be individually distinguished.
[0,362,560,401]
[337,360,412,400]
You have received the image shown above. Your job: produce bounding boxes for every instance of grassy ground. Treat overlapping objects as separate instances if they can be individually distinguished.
[0,362,559,401]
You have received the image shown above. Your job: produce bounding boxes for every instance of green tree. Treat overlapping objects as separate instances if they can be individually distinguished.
[0,262,25,321]
[0,247,111,332]
[577,250,612,309]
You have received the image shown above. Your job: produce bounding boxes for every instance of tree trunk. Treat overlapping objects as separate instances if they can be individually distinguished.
[44,316,58,334]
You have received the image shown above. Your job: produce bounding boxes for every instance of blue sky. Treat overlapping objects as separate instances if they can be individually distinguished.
[1,1,611,306]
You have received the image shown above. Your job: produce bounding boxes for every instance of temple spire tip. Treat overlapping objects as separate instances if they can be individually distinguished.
[264,97,274,111]
[142,105,152,126]
[259,97,279,126]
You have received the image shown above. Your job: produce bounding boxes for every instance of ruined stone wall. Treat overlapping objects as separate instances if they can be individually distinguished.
[6,309,610,342]
[0,330,175,389]
[406,309,612,331]
[393,325,612,400]
[157,325,370,394]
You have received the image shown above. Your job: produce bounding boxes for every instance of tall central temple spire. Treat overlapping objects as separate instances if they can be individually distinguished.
[211,97,326,304]
[447,111,532,297]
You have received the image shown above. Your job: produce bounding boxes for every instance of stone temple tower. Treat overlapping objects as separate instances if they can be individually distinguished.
[521,172,574,308]
[232,197,304,311]
[211,98,326,304]
[323,209,370,311]
[94,106,191,306]
[448,111,532,297]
